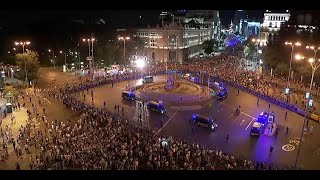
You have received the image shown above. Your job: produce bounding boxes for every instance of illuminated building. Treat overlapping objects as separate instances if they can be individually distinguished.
[133,10,221,64]
[260,10,291,43]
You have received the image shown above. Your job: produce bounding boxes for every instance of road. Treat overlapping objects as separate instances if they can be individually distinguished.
[77,74,320,169]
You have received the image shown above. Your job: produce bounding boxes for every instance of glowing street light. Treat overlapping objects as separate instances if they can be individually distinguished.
[60,50,67,65]
[82,37,96,74]
[14,41,31,83]
[118,36,130,67]
[295,54,304,60]
[285,41,301,90]
[293,53,320,168]
[135,58,145,68]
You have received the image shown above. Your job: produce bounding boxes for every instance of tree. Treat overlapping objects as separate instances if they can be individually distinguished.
[95,42,123,66]
[202,40,214,55]
[14,51,40,81]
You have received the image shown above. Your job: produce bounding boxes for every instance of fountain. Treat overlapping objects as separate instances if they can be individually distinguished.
[164,74,176,91]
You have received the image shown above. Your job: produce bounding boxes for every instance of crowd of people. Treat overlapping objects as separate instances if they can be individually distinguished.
[1,50,304,170]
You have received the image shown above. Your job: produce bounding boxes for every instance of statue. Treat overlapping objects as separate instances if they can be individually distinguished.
[164,74,175,90]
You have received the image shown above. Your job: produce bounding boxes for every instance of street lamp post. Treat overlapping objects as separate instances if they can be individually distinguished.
[14,41,30,83]
[118,36,130,67]
[285,42,302,90]
[119,36,130,88]
[251,38,261,66]
[83,38,95,74]
[48,49,56,68]
[60,50,67,65]
[293,54,320,168]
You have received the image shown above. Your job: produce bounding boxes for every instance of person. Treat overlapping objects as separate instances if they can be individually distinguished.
[191,126,195,136]
[269,146,273,157]
[237,89,239,95]
[257,98,259,106]
[103,101,106,108]
[286,126,289,135]
[268,103,271,111]
[16,162,20,170]
[226,134,230,143]
[285,111,287,120]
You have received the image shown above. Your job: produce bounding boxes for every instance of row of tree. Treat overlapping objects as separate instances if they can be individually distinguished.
[261,23,320,85]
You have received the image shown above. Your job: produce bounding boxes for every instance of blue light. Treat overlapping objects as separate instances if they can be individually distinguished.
[192,115,196,119]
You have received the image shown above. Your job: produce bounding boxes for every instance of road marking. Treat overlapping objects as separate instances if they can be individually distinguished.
[245,118,255,130]
[201,99,214,109]
[313,147,320,154]
[43,98,51,104]
[233,114,241,121]
[156,111,178,135]
[240,119,245,125]
[219,101,255,119]
[226,113,234,120]
[282,144,295,152]
[115,86,125,90]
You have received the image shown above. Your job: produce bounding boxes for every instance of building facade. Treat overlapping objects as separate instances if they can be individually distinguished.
[260,10,291,44]
[133,10,220,64]
[134,22,211,64]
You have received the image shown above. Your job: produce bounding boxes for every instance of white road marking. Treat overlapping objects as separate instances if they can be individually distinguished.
[201,99,214,109]
[227,113,234,120]
[245,118,255,130]
[219,101,255,119]
[43,98,51,104]
[115,86,125,90]
[313,147,320,154]
[157,111,178,135]
[240,119,245,125]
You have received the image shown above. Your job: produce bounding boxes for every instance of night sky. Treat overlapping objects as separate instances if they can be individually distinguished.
[0,10,251,31]
[0,10,263,56]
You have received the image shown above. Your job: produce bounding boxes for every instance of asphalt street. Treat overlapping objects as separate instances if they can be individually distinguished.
[77,74,320,169]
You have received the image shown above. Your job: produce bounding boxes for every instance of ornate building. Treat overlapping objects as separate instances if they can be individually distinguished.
[133,10,220,64]
[260,10,291,44]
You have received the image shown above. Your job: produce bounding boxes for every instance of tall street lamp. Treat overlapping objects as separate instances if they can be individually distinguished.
[294,54,320,168]
[251,38,261,69]
[285,42,302,90]
[118,36,130,67]
[48,49,56,68]
[14,41,30,83]
[60,50,67,65]
[82,38,95,74]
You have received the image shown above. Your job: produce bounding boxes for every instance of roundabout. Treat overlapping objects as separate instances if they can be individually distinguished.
[135,75,213,106]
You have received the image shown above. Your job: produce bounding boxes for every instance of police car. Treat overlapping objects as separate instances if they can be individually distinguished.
[258,111,275,123]
[250,112,275,136]
[121,91,136,101]
[217,87,229,100]
[192,114,218,131]
[146,100,166,114]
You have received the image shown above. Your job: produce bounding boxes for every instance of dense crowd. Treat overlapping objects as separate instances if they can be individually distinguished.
[1,50,302,170]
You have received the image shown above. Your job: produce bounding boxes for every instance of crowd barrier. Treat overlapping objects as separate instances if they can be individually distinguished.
[182,70,320,122]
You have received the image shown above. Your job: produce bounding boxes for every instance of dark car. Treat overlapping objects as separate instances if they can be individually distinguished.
[122,91,136,101]
[147,100,166,114]
[192,114,218,131]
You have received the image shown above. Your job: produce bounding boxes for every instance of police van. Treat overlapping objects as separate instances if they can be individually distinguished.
[217,87,229,100]
[143,76,154,83]
[146,100,166,114]
[250,112,274,136]
[121,91,136,101]
[192,114,218,131]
